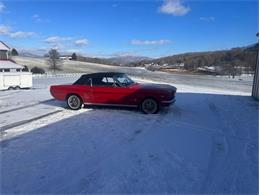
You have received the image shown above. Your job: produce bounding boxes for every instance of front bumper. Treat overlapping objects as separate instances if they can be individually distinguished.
[161,97,176,106]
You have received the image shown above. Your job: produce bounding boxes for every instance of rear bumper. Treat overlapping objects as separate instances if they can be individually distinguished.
[161,97,176,106]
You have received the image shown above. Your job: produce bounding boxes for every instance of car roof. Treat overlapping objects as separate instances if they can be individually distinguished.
[81,72,125,78]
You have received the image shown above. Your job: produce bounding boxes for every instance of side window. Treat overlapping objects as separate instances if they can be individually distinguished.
[106,77,114,84]
[117,76,127,84]
[103,77,115,86]
[92,77,114,87]
[84,78,92,85]
[92,77,106,86]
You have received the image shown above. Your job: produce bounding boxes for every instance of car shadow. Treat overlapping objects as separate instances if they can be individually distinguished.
[43,99,141,113]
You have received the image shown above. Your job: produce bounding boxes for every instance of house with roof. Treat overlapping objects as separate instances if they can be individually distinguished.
[0,41,25,72]
[0,41,32,90]
[0,41,10,60]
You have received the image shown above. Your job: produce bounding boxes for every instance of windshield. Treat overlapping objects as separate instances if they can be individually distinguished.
[114,74,135,87]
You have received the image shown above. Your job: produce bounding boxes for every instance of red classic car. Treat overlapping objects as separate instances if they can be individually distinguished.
[50,72,176,114]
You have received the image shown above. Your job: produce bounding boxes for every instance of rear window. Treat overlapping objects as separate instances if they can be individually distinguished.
[74,76,91,85]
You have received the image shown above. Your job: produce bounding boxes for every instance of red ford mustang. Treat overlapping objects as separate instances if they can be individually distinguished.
[50,72,176,114]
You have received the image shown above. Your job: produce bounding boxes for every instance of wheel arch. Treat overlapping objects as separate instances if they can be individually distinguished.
[140,96,159,106]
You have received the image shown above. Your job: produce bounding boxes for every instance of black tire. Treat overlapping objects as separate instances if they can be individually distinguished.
[141,98,159,114]
[67,94,82,110]
[14,86,20,90]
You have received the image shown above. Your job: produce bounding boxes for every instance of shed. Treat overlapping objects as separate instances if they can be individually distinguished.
[0,60,25,72]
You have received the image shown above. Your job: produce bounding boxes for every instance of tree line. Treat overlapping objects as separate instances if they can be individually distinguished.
[128,44,258,76]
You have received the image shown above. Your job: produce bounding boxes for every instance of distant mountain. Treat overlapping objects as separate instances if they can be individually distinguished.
[76,55,151,66]
[109,55,151,65]
[18,48,150,66]
[18,49,47,58]
[129,43,258,72]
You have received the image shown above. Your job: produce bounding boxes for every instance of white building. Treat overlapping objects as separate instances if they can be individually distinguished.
[0,41,32,90]
[0,60,25,72]
[0,41,25,72]
[60,56,72,60]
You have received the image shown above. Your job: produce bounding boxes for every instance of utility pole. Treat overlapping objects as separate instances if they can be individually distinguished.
[252,32,259,100]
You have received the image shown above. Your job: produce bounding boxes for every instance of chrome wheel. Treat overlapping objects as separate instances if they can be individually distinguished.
[141,98,158,114]
[67,95,82,110]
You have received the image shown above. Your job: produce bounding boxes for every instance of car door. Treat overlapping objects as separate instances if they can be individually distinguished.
[91,76,132,105]
[112,75,139,106]
[90,76,117,104]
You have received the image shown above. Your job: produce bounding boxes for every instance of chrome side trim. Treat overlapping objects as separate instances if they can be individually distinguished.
[84,102,138,108]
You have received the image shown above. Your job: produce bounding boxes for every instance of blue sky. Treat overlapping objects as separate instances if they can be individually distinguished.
[0,0,258,58]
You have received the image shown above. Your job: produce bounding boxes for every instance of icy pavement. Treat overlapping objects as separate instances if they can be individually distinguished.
[0,76,258,194]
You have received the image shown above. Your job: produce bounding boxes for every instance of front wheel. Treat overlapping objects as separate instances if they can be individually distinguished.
[67,95,82,110]
[141,98,159,114]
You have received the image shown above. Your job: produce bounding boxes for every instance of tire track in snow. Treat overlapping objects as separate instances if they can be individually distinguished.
[0,110,63,132]
[0,99,55,115]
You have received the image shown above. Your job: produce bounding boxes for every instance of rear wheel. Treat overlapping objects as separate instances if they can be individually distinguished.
[67,95,82,110]
[141,98,159,114]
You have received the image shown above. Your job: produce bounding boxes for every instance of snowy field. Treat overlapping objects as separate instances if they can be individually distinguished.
[0,73,258,194]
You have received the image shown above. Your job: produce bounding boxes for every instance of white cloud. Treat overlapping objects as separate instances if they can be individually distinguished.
[44,36,60,43]
[159,0,190,16]
[65,49,82,53]
[10,31,36,38]
[0,25,35,39]
[32,14,41,22]
[51,45,63,50]
[44,36,89,52]
[112,3,118,8]
[32,14,49,23]
[74,39,88,46]
[44,36,72,44]
[0,25,10,35]
[130,39,171,46]
[113,51,138,57]
[0,2,5,13]
[32,14,40,20]
[200,16,215,22]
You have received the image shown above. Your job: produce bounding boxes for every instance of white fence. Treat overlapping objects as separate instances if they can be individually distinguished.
[32,73,83,78]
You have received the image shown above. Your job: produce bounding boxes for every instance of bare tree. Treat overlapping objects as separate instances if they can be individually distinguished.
[46,49,62,73]
[223,64,236,78]
[11,48,19,56]
[71,53,77,60]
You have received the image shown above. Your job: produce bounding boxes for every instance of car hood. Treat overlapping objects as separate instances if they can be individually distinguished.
[134,83,177,93]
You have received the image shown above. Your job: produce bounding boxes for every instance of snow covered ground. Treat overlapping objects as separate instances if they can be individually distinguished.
[0,74,258,194]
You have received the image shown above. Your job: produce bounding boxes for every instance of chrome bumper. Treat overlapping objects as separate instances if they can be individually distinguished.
[161,97,176,104]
